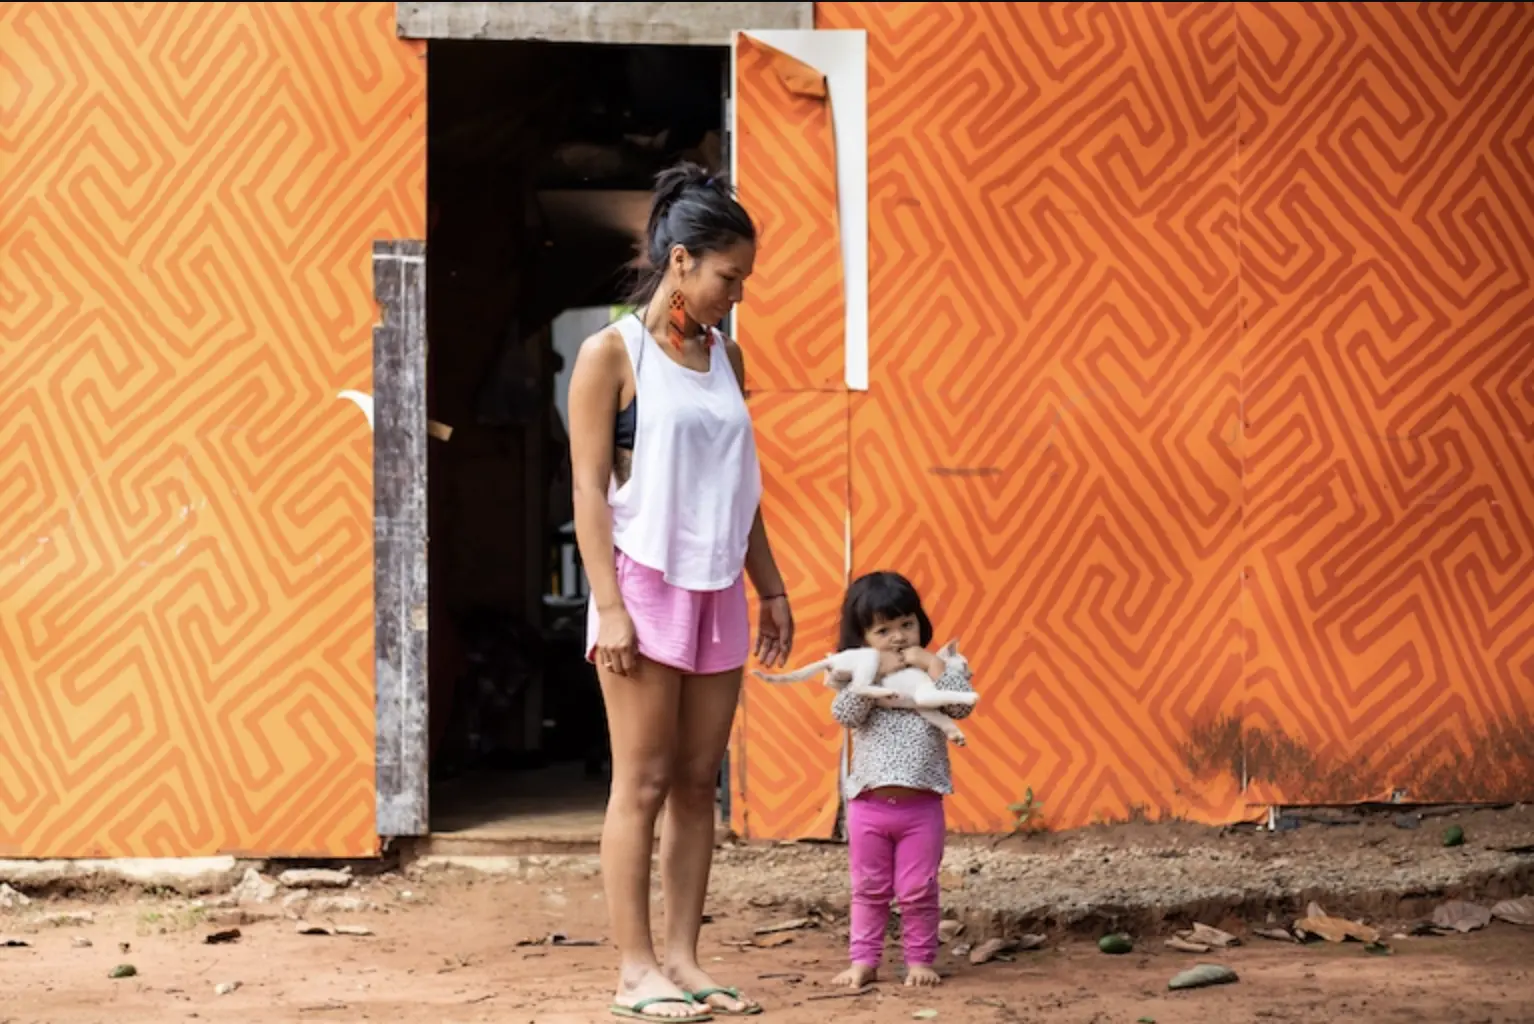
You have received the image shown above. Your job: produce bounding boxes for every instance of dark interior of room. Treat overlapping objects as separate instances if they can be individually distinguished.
[423,38,726,836]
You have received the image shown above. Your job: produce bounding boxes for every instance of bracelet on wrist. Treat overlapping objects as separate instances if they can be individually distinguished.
[758,592,786,602]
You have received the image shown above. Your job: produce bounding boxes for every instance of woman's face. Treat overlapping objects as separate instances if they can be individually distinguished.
[674,238,755,327]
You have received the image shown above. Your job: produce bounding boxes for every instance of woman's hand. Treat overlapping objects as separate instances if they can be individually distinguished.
[594,603,639,676]
[755,594,794,669]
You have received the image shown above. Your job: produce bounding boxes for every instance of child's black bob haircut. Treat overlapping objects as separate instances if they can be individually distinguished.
[837,571,934,651]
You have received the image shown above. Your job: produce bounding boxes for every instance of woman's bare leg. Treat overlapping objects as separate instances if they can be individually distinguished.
[598,656,700,1020]
[661,667,758,1014]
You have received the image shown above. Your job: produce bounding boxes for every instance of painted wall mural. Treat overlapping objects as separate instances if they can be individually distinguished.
[3,0,1530,854]
[0,2,424,857]
[725,0,1534,837]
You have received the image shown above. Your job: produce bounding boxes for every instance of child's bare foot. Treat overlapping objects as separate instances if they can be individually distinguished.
[905,964,942,988]
[831,963,877,988]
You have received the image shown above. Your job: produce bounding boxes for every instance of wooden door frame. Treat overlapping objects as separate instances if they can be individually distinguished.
[373,240,430,837]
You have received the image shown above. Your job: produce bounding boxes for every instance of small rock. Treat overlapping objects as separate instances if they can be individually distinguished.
[1,937,29,947]
[215,981,242,996]
[282,890,311,909]
[278,868,352,890]
[0,884,32,910]
[297,922,372,937]
[307,896,370,915]
[72,937,93,949]
[1168,963,1238,991]
[232,868,279,905]
[109,963,138,979]
[204,928,242,945]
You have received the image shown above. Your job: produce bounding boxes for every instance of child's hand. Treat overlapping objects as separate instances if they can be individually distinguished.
[877,649,904,676]
[900,646,939,672]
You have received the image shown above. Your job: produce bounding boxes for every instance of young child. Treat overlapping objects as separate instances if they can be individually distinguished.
[828,571,976,989]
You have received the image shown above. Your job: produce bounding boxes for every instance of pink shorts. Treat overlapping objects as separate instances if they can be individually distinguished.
[585,550,751,675]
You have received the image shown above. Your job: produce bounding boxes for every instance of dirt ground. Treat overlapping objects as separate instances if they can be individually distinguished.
[4,810,1534,1024]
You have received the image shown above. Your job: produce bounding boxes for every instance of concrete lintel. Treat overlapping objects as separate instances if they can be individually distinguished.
[397,2,814,46]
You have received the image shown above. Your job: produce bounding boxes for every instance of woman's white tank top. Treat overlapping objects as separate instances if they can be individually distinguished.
[608,314,763,592]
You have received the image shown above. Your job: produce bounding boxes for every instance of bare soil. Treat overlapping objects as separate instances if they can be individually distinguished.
[710,804,1534,937]
[3,810,1534,1024]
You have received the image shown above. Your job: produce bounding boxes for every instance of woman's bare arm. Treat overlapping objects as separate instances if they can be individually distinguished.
[567,327,628,614]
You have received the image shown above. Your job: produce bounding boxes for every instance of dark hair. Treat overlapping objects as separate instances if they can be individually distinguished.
[837,571,934,652]
[627,161,756,306]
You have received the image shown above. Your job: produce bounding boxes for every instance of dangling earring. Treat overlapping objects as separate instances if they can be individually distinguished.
[667,291,689,351]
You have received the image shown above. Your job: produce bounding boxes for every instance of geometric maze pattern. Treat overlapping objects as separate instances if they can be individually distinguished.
[732,393,849,840]
[5,1,1530,854]
[0,2,423,857]
[1235,1,1534,808]
[767,0,1534,835]
[728,37,851,838]
[733,33,846,393]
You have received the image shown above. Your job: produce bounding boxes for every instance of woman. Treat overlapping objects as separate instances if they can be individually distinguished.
[568,162,795,1022]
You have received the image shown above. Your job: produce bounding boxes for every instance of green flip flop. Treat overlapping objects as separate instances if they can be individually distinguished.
[686,987,763,1017]
[610,996,714,1022]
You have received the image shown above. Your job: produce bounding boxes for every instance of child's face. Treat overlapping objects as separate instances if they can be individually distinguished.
[863,613,921,653]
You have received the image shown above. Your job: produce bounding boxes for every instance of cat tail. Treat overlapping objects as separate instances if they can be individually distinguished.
[750,659,832,684]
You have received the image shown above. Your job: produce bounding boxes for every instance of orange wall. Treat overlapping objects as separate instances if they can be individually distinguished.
[0,2,424,857]
[4,1,1531,856]
[731,0,1534,837]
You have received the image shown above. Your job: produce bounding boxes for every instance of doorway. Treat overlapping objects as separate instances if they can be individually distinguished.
[423,39,727,842]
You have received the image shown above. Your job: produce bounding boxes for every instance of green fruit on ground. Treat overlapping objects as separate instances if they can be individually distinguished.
[1099,933,1133,955]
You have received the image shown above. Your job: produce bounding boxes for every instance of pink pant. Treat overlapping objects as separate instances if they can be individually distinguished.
[846,791,946,968]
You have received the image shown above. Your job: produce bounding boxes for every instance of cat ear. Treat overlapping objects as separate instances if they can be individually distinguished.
[939,639,958,658]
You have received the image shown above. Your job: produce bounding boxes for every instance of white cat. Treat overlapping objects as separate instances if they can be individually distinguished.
[751,641,978,746]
